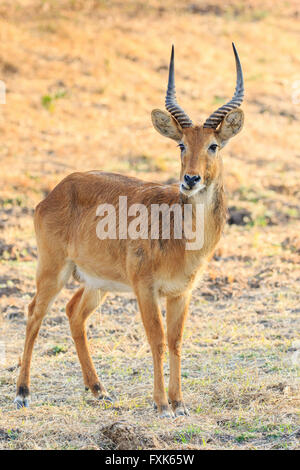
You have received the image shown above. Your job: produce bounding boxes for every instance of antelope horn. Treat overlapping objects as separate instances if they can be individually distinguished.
[165,45,193,128]
[203,43,244,129]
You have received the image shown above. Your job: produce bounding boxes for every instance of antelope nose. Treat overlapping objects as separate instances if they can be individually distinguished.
[184,174,201,189]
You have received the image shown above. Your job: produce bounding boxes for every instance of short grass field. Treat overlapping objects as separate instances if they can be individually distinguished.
[0,0,299,449]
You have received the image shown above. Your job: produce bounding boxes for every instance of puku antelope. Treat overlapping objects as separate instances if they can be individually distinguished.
[15,43,244,418]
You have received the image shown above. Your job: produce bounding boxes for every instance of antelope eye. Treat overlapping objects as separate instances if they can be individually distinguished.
[178,143,186,152]
[208,144,218,153]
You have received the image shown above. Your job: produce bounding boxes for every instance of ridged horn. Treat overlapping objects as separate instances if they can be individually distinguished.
[165,45,193,128]
[203,43,244,129]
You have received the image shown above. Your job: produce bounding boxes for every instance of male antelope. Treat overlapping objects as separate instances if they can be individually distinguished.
[15,43,244,417]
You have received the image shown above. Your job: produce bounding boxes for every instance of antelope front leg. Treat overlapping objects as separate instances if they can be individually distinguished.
[166,292,190,416]
[135,285,171,418]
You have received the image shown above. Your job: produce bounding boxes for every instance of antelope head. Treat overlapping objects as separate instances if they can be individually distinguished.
[152,43,244,197]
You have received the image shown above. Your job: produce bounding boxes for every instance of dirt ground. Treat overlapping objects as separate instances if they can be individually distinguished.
[0,0,299,450]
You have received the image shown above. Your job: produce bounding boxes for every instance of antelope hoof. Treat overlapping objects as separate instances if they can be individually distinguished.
[155,404,174,419]
[159,409,174,419]
[90,383,113,403]
[174,406,189,417]
[98,394,114,405]
[171,401,189,417]
[14,396,30,409]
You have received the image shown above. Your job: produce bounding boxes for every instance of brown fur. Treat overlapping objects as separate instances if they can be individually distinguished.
[16,108,243,417]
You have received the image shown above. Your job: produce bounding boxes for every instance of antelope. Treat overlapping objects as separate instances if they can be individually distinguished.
[15,43,244,418]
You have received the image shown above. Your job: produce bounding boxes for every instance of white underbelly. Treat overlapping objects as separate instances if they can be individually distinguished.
[76,267,132,293]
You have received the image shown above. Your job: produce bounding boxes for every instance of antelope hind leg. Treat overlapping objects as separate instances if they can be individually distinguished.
[66,287,112,403]
[15,260,72,408]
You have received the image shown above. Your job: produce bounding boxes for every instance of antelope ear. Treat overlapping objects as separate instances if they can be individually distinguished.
[217,108,244,148]
[151,109,183,142]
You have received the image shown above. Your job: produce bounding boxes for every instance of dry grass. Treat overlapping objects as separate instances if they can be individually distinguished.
[0,0,299,450]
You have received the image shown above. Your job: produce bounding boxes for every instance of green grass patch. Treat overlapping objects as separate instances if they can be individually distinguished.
[41,90,68,112]
[175,425,202,444]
